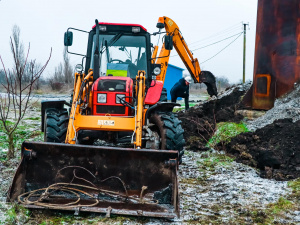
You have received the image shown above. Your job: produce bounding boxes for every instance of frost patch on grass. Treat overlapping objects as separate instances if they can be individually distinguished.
[178,150,297,224]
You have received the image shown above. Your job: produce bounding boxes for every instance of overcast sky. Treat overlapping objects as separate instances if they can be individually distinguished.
[0,0,258,83]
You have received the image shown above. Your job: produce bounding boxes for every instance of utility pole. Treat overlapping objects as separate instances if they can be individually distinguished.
[243,23,249,83]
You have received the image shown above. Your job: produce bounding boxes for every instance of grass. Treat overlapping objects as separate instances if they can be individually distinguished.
[268,197,294,214]
[35,213,149,225]
[240,196,296,224]
[173,107,182,113]
[4,204,30,224]
[264,197,295,223]
[197,152,234,172]
[27,116,40,120]
[0,115,42,159]
[207,122,249,148]
[173,104,196,113]
[13,125,42,149]
[38,215,75,225]
[195,151,235,183]
[288,178,300,201]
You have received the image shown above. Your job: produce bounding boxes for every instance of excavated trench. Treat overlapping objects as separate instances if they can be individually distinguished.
[179,82,300,181]
[178,83,249,150]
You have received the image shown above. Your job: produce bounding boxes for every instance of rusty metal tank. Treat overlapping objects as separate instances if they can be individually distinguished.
[250,0,300,109]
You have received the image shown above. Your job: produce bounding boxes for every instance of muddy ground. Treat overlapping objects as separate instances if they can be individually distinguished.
[178,83,250,151]
[218,118,300,181]
[0,90,299,224]
[1,148,299,224]
[179,82,300,182]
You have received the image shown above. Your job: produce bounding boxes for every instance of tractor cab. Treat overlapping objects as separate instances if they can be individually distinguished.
[85,23,152,81]
[83,23,153,117]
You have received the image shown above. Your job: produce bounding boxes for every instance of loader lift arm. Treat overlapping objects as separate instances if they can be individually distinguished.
[153,16,218,96]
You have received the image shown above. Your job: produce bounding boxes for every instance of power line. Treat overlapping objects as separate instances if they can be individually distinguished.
[189,23,241,45]
[190,28,242,48]
[169,32,243,58]
[188,22,242,46]
[200,32,243,64]
[191,32,243,51]
[188,27,242,47]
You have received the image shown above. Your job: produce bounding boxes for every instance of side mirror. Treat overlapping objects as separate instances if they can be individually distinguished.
[164,35,173,50]
[64,31,73,46]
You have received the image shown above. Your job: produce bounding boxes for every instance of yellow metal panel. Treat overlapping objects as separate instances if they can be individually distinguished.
[74,114,136,132]
[134,71,146,148]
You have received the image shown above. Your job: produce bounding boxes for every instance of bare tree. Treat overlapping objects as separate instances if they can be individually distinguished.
[48,48,73,91]
[0,25,51,159]
[28,61,43,90]
[49,62,64,90]
[216,76,231,90]
[54,62,64,81]
[0,69,5,85]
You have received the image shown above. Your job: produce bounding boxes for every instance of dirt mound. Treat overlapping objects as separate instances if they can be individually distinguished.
[248,82,300,131]
[219,118,300,181]
[178,83,250,150]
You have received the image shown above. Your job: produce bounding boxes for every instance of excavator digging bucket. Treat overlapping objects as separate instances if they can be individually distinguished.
[7,141,179,219]
[200,71,218,97]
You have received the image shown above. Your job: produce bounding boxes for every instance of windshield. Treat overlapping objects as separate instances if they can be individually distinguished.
[91,34,147,79]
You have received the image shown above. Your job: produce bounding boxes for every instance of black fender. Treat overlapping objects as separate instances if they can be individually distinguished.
[41,100,70,132]
[145,102,180,125]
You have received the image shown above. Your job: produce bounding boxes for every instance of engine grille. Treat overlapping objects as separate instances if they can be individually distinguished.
[96,105,125,114]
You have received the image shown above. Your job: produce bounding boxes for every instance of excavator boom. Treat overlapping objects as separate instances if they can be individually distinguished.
[155,16,218,96]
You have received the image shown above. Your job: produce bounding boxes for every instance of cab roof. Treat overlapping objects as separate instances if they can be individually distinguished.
[92,22,147,32]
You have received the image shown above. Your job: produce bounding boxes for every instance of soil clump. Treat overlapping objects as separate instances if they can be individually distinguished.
[219,118,300,181]
[178,83,250,150]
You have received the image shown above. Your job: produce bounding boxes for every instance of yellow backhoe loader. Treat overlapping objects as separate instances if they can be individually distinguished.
[8,17,217,219]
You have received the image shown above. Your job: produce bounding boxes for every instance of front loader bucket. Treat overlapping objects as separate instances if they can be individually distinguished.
[8,141,179,219]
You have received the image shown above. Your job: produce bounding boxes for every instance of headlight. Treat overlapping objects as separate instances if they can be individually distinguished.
[97,94,107,103]
[132,27,140,33]
[116,94,126,104]
[153,67,161,75]
[99,26,107,32]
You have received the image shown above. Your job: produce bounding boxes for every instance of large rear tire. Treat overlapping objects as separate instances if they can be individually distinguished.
[148,112,185,164]
[44,108,69,143]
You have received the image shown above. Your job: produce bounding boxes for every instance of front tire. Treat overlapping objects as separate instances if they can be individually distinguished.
[148,112,185,164]
[44,108,69,143]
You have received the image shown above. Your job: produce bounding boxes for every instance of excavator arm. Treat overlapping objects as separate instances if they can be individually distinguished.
[153,16,218,96]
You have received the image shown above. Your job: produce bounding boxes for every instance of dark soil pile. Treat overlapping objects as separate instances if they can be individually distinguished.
[178,84,249,150]
[218,118,300,181]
